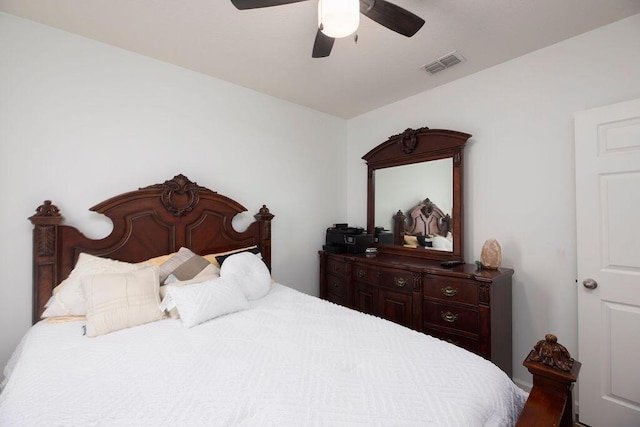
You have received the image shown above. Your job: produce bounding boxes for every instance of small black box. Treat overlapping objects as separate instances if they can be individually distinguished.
[376,231,394,245]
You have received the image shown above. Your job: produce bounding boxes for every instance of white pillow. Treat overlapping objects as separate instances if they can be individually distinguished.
[82,267,165,337]
[42,253,140,318]
[219,252,271,301]
[159,266,221,319]
[432,235,453,251]
[165,277,248,328]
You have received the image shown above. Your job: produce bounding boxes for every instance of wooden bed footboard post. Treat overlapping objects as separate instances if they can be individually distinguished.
[29,200,63,324]
[516,334,581,427]
[254,205,274,270]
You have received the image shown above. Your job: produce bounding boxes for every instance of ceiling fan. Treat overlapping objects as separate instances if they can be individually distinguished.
[230,0,425,58]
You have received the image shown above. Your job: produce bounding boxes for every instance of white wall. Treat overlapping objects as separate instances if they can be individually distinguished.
[0,13,347,373]
[347,14,640,386]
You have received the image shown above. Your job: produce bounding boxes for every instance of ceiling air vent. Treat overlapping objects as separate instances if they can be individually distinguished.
[421,51,465,75]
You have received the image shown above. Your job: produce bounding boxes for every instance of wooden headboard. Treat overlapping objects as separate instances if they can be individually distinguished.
[28,174,274,324]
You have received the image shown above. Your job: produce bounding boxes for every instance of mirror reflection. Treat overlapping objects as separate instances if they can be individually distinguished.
[374,158,453,252]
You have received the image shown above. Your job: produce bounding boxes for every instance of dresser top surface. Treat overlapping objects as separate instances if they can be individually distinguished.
[321,251,514,281]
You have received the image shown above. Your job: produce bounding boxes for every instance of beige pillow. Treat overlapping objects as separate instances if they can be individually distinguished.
[42,253,141,318]
[139,253,174,267]
[403,235,419,248]
[158,247,214,283]
[82,267,165,337]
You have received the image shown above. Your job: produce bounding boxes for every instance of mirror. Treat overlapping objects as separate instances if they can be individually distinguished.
[363,127,470,262]
[374,158,453,251]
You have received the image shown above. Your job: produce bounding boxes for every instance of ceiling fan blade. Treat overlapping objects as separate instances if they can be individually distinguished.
[359,0,425,37]
[312,29,335,58]
[231,0,308,10]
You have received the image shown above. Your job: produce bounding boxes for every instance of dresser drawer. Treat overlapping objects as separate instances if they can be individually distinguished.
[423,276,478,305]
[424,301,479,334]
[379,269,414,293]
[352,264,380,285]
[424,327,480,354]
[327,257,348,277]
[353,264,414,293]
[325,273,347,299]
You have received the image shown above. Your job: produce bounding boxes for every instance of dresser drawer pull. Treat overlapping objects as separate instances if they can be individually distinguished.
[357,269,365,278]
[446,338,460,345]
[441,286,458,298]
[441,311,458,323]
[333,265,341,272]
[332,281,340,289]
[394,277,407,287]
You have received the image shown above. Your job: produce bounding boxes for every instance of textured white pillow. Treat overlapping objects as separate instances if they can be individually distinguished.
[159,265,221,319]
[165,278,248,328]
[219,252,271,300]
[42,253,140,318]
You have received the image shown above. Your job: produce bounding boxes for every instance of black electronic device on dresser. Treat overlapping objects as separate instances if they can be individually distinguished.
[319,126,514,376]
[323,224,374,254]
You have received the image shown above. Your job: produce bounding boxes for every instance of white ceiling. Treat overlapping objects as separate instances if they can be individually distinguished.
[1,0,639,118]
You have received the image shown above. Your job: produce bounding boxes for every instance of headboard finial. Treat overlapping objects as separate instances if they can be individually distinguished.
[256,204,274,220]
[30,200,62,220]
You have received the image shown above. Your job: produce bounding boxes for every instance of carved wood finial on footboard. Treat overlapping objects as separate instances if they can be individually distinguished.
[516,334,581,427]
[529,334,574,372]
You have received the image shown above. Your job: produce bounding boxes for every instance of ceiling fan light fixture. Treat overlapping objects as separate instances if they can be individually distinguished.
[318,0,360,39]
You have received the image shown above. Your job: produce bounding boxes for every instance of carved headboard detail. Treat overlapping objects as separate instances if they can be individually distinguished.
[403,198,451,237]
[29,174,274,323]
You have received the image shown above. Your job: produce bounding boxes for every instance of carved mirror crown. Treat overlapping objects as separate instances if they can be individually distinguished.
[363,127,471,262]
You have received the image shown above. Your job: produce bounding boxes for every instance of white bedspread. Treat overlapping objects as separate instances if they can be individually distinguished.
[0,283,526,426]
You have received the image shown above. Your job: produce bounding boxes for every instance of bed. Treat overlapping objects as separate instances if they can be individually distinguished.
[0,174,579,426]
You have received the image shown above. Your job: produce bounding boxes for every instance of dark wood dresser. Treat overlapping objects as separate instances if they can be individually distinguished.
[319,251,514,376]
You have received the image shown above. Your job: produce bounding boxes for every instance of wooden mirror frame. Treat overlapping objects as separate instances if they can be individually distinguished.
[363,127,471,262]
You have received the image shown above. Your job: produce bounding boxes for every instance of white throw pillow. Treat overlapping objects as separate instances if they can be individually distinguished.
[159,266,221,319]
[42,253,140,318]
[82,267,165,337]
[165,277,248,328]
[219,252,271,301]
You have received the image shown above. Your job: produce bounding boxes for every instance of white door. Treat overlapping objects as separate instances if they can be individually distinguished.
[575,98,640,427]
